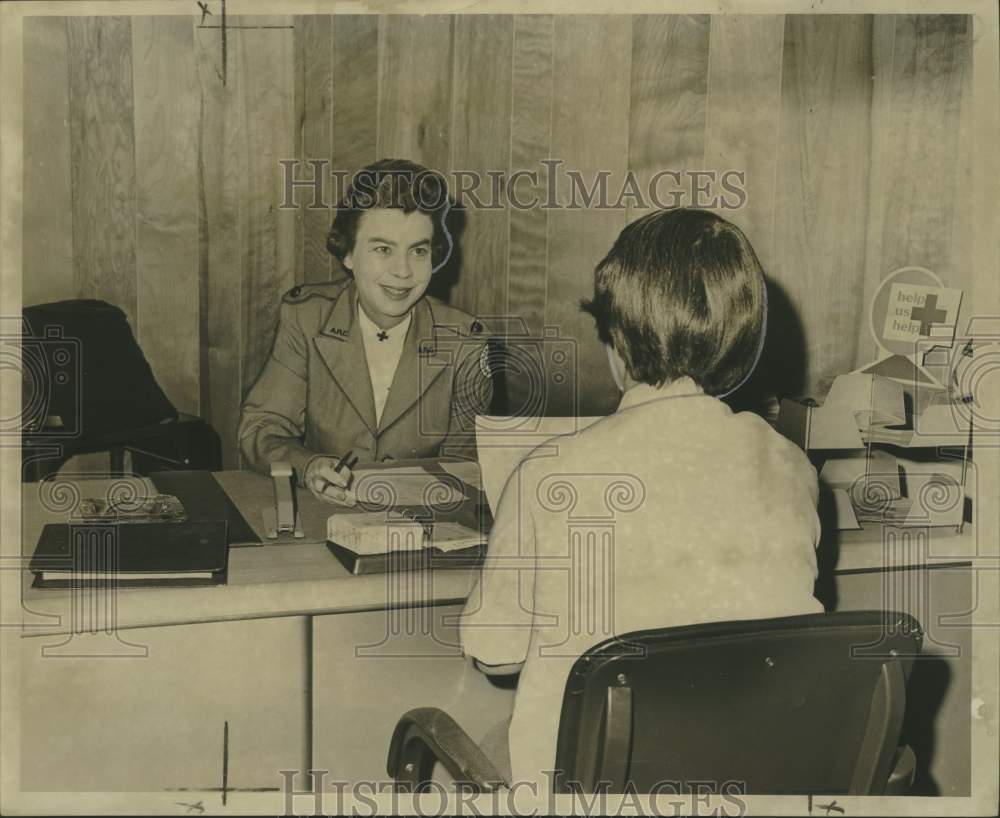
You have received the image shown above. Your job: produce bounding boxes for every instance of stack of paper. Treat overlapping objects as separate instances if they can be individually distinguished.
[818,449,966,528]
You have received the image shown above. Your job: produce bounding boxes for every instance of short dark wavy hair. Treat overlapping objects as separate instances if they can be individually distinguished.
[326,158,453,271]
[581,208,766,396]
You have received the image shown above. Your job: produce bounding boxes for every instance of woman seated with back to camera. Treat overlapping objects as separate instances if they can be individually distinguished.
[459,207,824,789]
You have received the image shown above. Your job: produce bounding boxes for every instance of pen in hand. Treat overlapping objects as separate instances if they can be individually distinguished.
[330,451,358,490]
[314,451,359,502]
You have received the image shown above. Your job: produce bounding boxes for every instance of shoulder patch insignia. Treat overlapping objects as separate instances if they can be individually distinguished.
[283,281,346,304]
[479,343,492,378]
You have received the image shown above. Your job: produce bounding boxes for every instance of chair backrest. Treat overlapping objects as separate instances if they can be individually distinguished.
[553,610,922,795]
[22,300,176,437]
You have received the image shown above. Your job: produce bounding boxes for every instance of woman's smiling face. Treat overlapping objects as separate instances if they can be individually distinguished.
[344,208,435,329]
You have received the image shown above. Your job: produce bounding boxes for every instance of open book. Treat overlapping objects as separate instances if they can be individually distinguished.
[326,513,482,556]
[324,460,489,574]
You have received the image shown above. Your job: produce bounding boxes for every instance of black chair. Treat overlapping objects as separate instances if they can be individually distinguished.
[19,299,221,481]
[387,611,921,795]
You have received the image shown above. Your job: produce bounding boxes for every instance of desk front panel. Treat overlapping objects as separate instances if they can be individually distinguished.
[311,603,516,786]
[830,564,973,796]
[19,616,309,793]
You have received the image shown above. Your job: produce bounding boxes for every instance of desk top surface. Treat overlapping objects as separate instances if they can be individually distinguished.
[18,469,976,635]
[19,470,479,636]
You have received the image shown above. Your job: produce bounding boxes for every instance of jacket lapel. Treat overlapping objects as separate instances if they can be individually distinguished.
[312,282,378,435]
[378,298,452,434]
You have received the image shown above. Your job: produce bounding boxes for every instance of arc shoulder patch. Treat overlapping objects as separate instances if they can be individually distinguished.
[282,281,348,304]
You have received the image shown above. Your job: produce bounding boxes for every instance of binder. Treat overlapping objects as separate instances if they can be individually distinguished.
[30,520,229,588]
[150,470,261,546]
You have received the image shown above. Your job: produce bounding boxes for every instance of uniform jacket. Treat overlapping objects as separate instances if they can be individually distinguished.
[238,279,493,481]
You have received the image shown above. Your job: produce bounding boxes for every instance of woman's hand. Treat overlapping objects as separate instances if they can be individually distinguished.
[305,456,357,506]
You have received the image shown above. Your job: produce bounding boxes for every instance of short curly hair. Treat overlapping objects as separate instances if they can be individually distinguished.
[581,208,767,396]
[327,158,453,271]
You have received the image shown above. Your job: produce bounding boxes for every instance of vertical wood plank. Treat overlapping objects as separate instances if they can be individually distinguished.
[132,16,201,415]
[878,16,970,288]
[236,16,298,417]
[295,15,334,282]
[947,20,974,317]
[702,15,784,272]
[506,15,554,416]
[196,15,245,469]
[331,15,379,188]
[547,15,632,416]
[448,15,513,318]
[700,15,786,405]
[23,17,74,307]
[377,15,454,173]
[773,15,873,395]
[856,15,897,365]
[330,15,380,279]
[507,15,553,338]
[67,17,138,327]
[627,14,710,224]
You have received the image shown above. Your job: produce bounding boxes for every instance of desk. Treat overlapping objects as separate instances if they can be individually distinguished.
[18,471,513,793]
[815,519,975,796]
[16,470,973,795]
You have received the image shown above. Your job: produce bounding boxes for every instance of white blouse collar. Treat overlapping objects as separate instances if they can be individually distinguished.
[616,376,705,412]
[356,299,412,343]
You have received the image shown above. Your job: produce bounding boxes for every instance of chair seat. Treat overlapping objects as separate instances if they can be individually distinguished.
[22,414,221,481]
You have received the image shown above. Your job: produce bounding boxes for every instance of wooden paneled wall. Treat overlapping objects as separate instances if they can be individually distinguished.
[23,14,974,467]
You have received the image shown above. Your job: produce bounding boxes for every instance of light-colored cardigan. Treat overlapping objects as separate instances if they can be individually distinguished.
[460,377,825,787]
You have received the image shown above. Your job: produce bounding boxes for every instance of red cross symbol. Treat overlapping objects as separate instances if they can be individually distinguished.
[909,294,947,335]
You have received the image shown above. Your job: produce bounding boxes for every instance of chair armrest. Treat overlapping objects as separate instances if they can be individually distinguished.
[473,658,524,677]
[387,707,506,792]
[884,745,916,795]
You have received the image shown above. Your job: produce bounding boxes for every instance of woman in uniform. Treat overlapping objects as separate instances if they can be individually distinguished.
[238,159,493,504]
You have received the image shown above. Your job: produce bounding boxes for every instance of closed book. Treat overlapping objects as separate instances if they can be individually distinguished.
[30,520,228,588]
[326,540,485,577]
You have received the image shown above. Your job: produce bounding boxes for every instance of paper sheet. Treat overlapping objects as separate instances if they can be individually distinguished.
[831,488,861,530]
[436,460,484,490]
[820,450,901,499]
[474,415,605,512]
[429,521,486,552]
[351,466,466,507]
